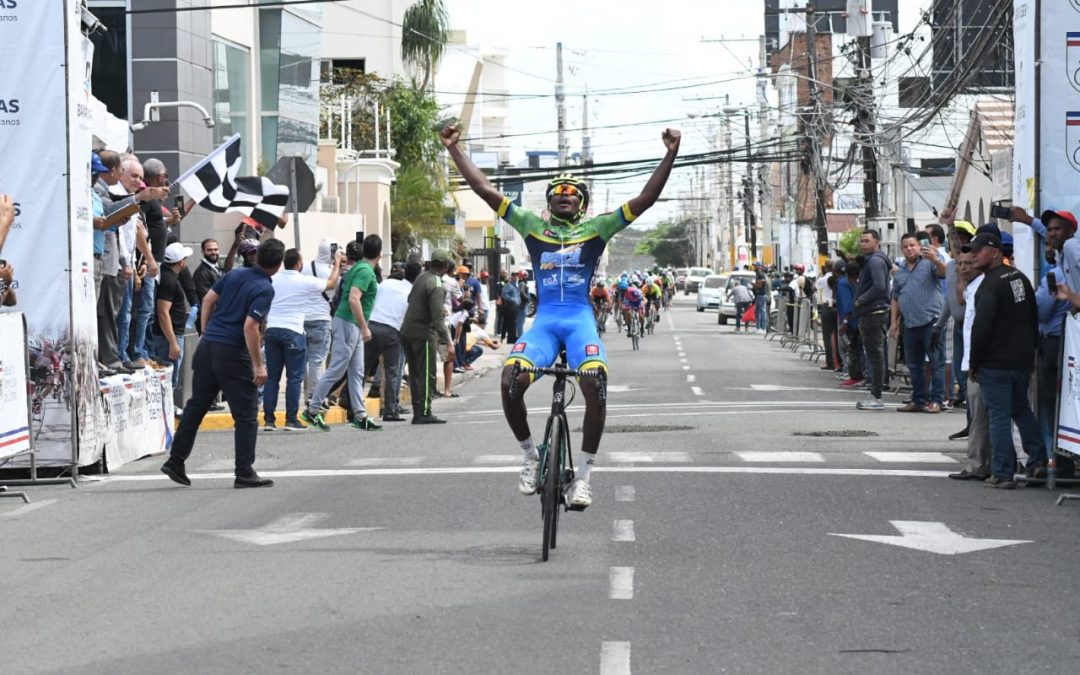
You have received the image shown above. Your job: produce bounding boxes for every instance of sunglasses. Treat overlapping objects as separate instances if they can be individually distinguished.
[551,184,580,197]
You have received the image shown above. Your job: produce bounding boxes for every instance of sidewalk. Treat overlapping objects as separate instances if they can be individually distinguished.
[192,344,510,431]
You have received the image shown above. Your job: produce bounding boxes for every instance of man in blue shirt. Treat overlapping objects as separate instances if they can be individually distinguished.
[835,262,862,387]
[1034,212,1077,477]
[890,232,947,412]
[161,239,284,488]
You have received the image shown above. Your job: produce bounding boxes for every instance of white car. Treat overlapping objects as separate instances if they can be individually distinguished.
[684,266,713,294]
[695,274,728,312]
[718,272,760,325]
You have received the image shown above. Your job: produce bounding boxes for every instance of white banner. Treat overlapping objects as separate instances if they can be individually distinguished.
[98,367,174,471]
[1038,3,1080,219]
[1057,312,1080,458]
[0,2,97,467]
[1013,0,1036,283]
[0,312,31,461]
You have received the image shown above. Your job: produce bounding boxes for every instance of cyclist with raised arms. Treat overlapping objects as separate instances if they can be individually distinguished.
[440,123,680,509]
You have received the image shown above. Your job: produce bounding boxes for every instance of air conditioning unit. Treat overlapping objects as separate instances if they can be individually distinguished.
[320,195,339,213]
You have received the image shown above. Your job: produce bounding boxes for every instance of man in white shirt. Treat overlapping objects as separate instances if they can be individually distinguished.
[816,261,842,370]
[365,261,420,421]
[264,247,341,430]
[949,249,991,480]
[301,238,337,398]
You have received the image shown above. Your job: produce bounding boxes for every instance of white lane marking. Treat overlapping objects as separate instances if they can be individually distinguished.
[606,385,644,393]
[691,386,704,396]
[92,465,954,484]
[679,358,688,363]
[682,365,690,370]
[473,454,520,464]
[731,386,863,394]
[613,520,636,542]
[601,641,632,675]
[678,352,686,357]
[1,499,58,518]
[609,452,691,463]
[349,457,424,467]
[737,451,825,463]
[609,567,635,599]
[615,485,636,502]
[686,374,696,383]
[465,400,881,416]
[199,513,382,546]
[864,452,958,464]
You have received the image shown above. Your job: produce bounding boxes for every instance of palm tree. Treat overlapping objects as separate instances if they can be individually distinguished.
[400,0,449,90]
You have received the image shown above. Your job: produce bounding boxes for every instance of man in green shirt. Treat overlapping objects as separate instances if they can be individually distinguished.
[400,249,455,424]
[301,235,383,431]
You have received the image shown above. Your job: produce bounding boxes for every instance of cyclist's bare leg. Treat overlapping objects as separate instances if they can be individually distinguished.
[579,374,606,455]
[500,365,532,442]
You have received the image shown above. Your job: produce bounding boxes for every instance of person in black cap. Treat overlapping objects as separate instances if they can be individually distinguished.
[966,232,1046,488]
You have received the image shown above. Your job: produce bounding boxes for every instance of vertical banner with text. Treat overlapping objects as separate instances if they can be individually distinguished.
[0,1,97,466]
[1038,3,1080,221]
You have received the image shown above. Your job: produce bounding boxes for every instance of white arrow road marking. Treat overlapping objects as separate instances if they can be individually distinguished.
[828,521,1032,555]
[690,386,704,396]
[613,520,635,542]
[199,513,381,546]
[601,641,631,675]
[609,567,634,599]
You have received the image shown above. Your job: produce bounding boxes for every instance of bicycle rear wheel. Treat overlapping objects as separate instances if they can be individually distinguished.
[541,416,564,561]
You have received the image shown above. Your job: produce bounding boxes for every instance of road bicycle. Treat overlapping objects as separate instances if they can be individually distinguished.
[626,310,641,351]
[509,354,605,561]
[594,302,608,335]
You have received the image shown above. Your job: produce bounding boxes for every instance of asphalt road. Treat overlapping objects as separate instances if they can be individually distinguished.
[2,301,1078,674]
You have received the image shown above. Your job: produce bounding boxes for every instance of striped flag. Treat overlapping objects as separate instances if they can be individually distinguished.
[175,134,289,229]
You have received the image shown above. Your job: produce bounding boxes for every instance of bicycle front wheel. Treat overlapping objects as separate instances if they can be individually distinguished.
[541,416,564,561]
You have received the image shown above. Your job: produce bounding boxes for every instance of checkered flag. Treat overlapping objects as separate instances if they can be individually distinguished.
[175,134,289,229]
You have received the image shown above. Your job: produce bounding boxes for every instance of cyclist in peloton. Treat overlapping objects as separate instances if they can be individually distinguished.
[642,276,662,322]
[440,123,681,509]
[591,281,611,324]
[622,281,646,336]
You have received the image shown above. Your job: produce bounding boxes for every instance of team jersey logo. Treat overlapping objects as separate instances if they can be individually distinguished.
[585,344,600,356]
[539,243,584,270]
[512,342,527,353]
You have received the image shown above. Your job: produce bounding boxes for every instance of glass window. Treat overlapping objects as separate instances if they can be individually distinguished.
[259,8,320,170]
[212,38,251,174]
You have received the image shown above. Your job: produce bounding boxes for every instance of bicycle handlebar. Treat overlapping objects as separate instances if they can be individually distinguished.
[508,362,606,398]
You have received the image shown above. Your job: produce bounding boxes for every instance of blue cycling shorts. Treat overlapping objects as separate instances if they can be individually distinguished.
[505,304,607,375]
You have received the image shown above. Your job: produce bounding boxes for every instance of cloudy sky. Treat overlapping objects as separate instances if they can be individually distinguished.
[437,0,933,227]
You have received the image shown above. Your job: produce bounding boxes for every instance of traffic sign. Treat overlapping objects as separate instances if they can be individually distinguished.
[267,156,317,213]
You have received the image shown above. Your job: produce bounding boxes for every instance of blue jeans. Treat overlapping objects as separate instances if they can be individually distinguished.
[150,333,184,389]
[755,295,767,330]
[117,277,133,360]
[303,319,332,393]
[977,367,1046,480]
[903,322,944,406]
[264,327,307,424]
[131,275,157,360]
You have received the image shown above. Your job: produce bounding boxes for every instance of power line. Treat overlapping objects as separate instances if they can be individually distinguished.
[126,0,347,14]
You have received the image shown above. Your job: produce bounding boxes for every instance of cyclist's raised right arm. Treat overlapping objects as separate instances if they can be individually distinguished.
[440,124,505,212]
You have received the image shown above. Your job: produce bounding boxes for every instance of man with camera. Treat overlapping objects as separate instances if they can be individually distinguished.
[890,232,947,413]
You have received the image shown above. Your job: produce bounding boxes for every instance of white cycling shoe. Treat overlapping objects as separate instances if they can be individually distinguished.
[518,456,540,495]
[565,478,593,510]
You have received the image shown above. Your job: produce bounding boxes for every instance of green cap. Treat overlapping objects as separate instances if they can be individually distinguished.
[431,248,451,264]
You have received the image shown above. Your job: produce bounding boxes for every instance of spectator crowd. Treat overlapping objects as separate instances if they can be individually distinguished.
[771,210,1078,489]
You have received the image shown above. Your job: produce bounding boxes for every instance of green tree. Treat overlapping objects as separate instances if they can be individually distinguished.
[837,227,861,260]
[390,165,452,258]
[400,0,449,91]
[635,220,692,267]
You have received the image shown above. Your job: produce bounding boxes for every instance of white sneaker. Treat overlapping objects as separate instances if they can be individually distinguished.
[518,455,540,495]
[565,478,593,509]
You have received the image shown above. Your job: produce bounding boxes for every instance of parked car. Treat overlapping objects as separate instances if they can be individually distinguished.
[718,271,759,325]
[675,267,688,291]
[684,266,712,294]
[695,274,728,312]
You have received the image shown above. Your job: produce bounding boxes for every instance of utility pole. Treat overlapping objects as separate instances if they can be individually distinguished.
[849,1,879,219]
[804,6,830,261]
[742,110,758,262]
[581,91,592,167]
[757,33,771,264]
[555,42,568,166]
[724,101,736,270]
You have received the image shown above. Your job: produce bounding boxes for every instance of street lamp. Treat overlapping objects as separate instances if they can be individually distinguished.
[130,91,215,132]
